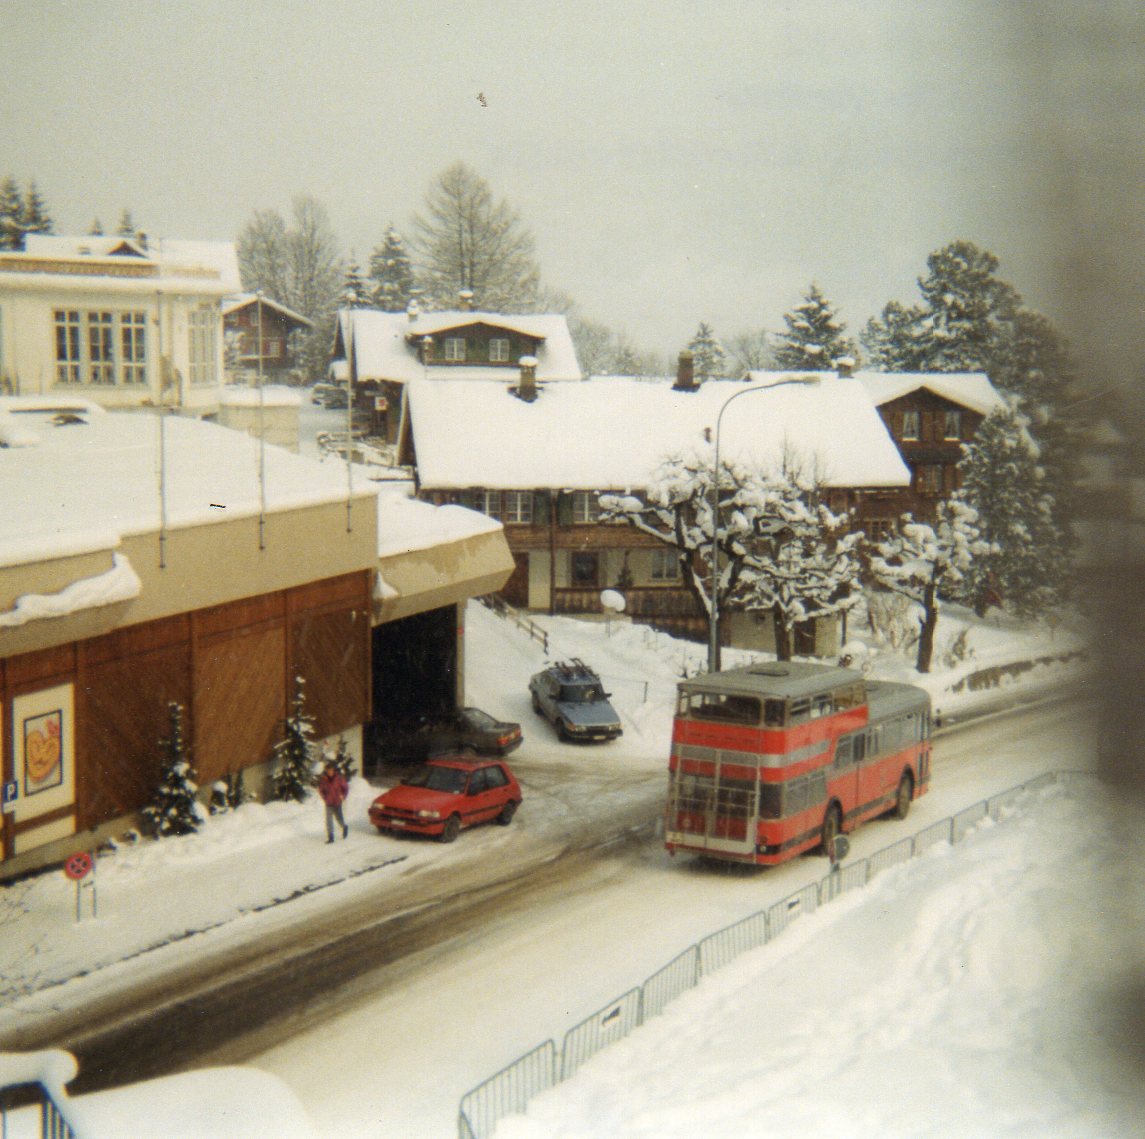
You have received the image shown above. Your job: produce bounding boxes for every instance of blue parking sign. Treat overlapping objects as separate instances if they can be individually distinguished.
[2,781,17,812]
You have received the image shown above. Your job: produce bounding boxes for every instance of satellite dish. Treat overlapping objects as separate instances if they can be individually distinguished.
[600,589,626,613]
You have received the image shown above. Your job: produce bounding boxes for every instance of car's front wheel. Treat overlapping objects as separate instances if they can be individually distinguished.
[439,814,462,843]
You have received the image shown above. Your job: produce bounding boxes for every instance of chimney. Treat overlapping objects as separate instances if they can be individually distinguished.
[458,289,474,312]
[673,349,696,392]
[419,335,434,363]
[516,355,538,402]
[406,299,420,321]
[835,356,856,378]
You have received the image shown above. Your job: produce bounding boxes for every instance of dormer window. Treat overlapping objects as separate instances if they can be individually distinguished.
[489,337,510,363]
[443,337,466,362]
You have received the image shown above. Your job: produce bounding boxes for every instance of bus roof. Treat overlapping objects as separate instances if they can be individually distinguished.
[681,661,865,701]
[865,679,932,718]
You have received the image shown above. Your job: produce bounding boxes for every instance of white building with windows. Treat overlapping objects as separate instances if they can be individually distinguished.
[0,234,240,416]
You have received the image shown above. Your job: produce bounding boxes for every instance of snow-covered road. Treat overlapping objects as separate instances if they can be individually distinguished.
[251,694,1103,1138]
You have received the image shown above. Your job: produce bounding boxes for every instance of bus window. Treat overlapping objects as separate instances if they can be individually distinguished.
[758,781,782,819]
[789,697,811,724]
[763,699,786,727]
[690,693,761,724]
[867,724,882,759]
[809,770,827,804]
[834,682,864,710]
[810,692,833,718]
[786,776,809,815]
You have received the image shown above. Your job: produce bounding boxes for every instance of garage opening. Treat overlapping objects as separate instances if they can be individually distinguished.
[366,605,458,771]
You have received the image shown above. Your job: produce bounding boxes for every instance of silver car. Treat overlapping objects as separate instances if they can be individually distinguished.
[529,659,623,743]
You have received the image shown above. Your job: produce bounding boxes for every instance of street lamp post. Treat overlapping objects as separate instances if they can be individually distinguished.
[707,377,819,672]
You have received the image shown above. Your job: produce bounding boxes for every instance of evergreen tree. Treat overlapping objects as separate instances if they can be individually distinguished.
[19,182,52,239]
[866,500,985,673]
[342,256,372,308]
[687,322,727,381]
[116,209,136,237]
[412,161,541,312]
[957,407,1072,618]
[89,218,104,236]
[774,284,858,371]
[861,300,931,371]
[272,676,317,803]
[914,240,1020,373]
[326,735,355,780]
[142,703,206,837]
[0,178,26,249]
[368,224,416,312]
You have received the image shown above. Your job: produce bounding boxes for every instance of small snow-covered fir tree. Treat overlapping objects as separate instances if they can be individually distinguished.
[327,735,355,780]
[19,181,52,240]
[272,676,317,803]
[0,178,27,249]
[861,300,930,372]
[957,406,1071,618]
[866,500,985,673]
[368,225,417,312]
[687,322,727,381]
[774,284,857,371]
[116,209,137,238]
[142,702,206,837]
[342,257,373,308]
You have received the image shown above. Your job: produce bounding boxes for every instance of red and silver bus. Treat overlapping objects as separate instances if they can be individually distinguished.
[665,661,931,865]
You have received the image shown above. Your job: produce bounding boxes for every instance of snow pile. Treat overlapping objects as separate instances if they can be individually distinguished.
[0,553,141,627]
[495,783,1145,1139]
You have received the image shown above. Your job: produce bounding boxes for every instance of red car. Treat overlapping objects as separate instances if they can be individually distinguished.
[368,756,522,843]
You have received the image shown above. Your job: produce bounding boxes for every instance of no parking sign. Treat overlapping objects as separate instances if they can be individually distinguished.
[64,850,96,920]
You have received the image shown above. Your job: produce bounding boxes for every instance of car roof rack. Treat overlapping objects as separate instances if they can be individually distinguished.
[553,658,598,681]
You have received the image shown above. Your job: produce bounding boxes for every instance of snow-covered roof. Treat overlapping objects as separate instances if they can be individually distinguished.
[0,399,374,567]
[17,233,241,293]
[408,376,911,491]
[341,308,582,384]
[223,292,313,328]
[847,371,1006,417]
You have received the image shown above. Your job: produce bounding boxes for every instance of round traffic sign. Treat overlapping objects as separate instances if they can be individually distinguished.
[64,851,93,881]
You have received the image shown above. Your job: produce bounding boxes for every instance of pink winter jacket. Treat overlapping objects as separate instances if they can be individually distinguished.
[317,767,349,806]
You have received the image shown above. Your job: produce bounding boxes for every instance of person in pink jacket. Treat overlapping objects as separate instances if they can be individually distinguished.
[317,759,349,844]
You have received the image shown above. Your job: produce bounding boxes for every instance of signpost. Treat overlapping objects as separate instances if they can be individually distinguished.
[64,851,96,921]
[1,780,17,813]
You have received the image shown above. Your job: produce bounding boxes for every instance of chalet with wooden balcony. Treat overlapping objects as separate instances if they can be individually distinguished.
[223,293,312,385]
[331,301,581,444]
[853,371,1007,535]
[403,369,911,655]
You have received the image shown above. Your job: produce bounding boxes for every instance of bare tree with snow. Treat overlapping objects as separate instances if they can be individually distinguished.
[865,499,986,673]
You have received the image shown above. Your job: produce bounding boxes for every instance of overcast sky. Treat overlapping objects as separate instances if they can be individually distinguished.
[2,1,1142,366]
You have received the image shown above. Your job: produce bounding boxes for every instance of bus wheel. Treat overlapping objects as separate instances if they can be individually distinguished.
[820,804,842,856]
[891,773,914,820]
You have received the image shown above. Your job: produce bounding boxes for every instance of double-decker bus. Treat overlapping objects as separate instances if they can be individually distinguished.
[665,661,931,866]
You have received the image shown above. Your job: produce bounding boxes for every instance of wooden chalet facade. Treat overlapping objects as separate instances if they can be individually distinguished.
[854,371,1007,538]
[223,294,313,385]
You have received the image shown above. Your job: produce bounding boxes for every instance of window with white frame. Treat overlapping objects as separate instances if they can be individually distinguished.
[572,491,600,523]
[120,311,147,385]
[86,312,114,385]
[503,490,534,524]
[901,409,920,440]
[54,310,81,384]
[651,547,680,581]
[54,309,149,386]
[188,306,218,386]
[489,337,510,362]
[476,489,503,519]
[943,409,962,440]
[443,336,466,361]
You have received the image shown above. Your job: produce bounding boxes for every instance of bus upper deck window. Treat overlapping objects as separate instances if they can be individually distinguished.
[692,694,760,724]
[763,699,785,727]
[789,697,811,724]
[810,693,833,718]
